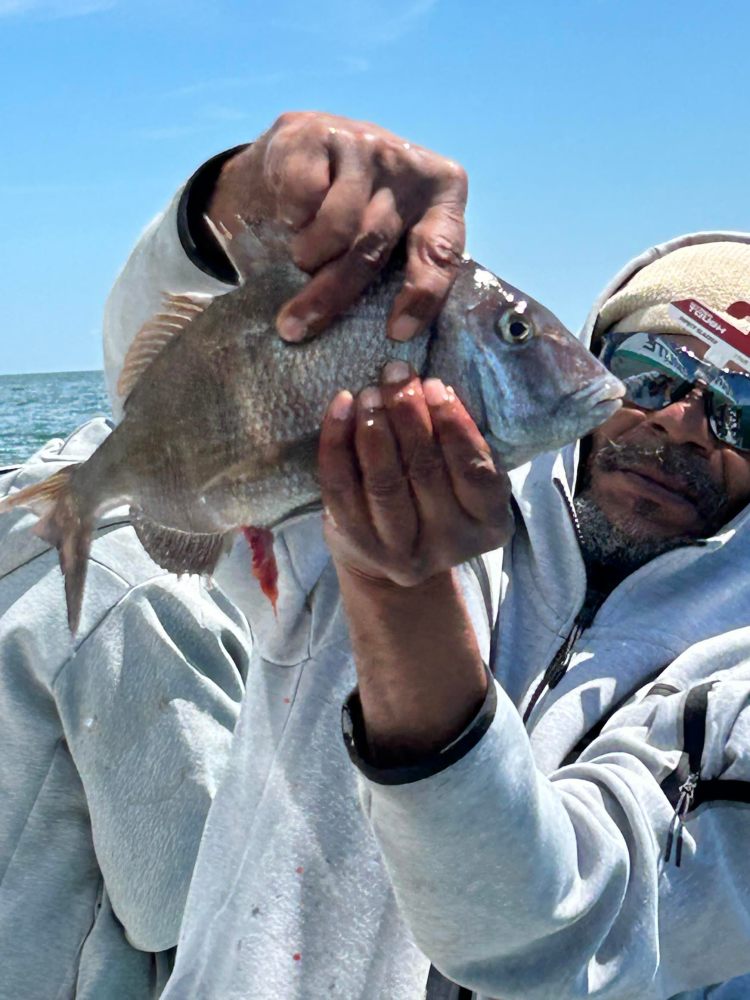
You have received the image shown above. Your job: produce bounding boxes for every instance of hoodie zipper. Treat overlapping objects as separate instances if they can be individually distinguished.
[522,478,604,725]
[663,681,715,866]
[522,588,604,724]
[663,771,700,867]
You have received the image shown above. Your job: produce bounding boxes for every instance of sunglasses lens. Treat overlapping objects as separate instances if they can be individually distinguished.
[710,405,744,449]
[603,334,750,451]
[606,334,692,411]
[706,374,750,450]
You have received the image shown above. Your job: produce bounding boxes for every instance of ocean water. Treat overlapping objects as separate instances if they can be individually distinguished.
[0,371,110,467]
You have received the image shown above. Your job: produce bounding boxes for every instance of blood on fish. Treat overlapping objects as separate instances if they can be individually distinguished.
[241,526,279,613]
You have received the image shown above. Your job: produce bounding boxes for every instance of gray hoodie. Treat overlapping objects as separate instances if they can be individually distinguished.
[104,170,750,999]
[103,184,750,998]
[347,232,750,1000]
[6,159,749,1000]
[0,420,249,999]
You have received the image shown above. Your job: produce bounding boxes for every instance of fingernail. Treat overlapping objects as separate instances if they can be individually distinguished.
[360,386,383,409]
[389,314,423,342]
[329,391,354,420]
[277,314,308,342]
[382,360,411,384]
[423,378,448,406]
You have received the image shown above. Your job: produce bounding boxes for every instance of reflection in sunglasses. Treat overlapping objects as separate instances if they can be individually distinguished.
[601,332,750,452]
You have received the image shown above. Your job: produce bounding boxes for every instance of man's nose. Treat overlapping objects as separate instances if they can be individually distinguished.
[647,387,714,452]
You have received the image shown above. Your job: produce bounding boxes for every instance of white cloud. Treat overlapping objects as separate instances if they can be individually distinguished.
[270,0,437,45]
[202,106,249,123]
[365,0,437,44]
[163,56,367,103]
[132,124,202,141]
[0,0,115,16]
[338,55,369,73]
[133,105,248,141]
[164,74,286,100]
[58,0,116,14]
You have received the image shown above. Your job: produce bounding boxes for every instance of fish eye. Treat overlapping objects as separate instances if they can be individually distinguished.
[497,310,534,344]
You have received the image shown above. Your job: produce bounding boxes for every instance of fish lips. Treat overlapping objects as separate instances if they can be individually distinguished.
[486,375,625,469]
[553,374,625,434]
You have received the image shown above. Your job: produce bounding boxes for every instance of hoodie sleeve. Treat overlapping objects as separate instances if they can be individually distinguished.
[102,150,242,420]
[352,635,750,999]
[52,573,249,953]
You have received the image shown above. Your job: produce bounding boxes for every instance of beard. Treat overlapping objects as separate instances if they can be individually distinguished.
[574,437,730,578]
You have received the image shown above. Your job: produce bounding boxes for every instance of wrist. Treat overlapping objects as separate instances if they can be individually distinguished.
[334,562,488,767]
[343,666,497,782]
[335,561,454,602]
[176,145,249,284]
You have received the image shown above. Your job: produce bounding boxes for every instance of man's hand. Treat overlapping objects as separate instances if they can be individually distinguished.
[320,362,510,763]
[208,112,468,343]
[319,361,513,586]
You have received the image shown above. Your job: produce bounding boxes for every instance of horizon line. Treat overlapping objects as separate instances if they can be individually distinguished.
[0,368,104,378]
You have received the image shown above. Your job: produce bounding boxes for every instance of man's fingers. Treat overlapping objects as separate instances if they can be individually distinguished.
[318,391,371,544]
[318,378,510,585]
[354,386,418,553]
[243,113,469,343]
[379,364,458,526]
[264,137,332,230]
[276,188,405,342]
[290,139,374,271]
[387,201,466,341]
[424,379,513,535]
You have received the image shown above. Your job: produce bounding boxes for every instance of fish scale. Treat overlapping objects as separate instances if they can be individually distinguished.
[0,219,624,632]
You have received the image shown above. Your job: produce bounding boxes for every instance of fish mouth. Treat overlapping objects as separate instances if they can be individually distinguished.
[487,376,625,469]
[555,376,625,423]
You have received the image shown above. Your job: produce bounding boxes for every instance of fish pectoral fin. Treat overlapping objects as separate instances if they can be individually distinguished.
[117,292,210,403]
[130,506,232,576]
[201,434,320,498]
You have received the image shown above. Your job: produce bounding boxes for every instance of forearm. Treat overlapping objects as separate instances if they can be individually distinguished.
[353,673,750,998]
[356,694,659,999]
[336,565,488,766]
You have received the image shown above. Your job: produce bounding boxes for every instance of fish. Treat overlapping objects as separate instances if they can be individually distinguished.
[0,220,624,632]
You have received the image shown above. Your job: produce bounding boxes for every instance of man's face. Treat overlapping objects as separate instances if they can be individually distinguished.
[579,333,750,553]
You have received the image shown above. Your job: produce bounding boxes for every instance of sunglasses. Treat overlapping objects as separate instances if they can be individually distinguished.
[600,332,750,452]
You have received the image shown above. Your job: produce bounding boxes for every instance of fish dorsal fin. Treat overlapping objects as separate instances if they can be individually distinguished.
[117,292,209,403]
[204,214,291,282]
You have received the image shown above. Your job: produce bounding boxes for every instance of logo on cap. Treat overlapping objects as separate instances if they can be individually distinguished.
[669,298,750,371]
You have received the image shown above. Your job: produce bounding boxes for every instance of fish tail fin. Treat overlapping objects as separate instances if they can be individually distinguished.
[0,467,92,633]
[0,467,72,516]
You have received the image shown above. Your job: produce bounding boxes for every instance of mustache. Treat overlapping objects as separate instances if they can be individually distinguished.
[593,438,729,523]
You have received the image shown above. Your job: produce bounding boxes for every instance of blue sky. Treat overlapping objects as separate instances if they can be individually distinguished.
[2,0,749,374]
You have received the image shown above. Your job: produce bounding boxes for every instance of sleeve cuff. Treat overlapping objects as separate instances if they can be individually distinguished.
[176,144,249,284]
[342,665,497,786]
